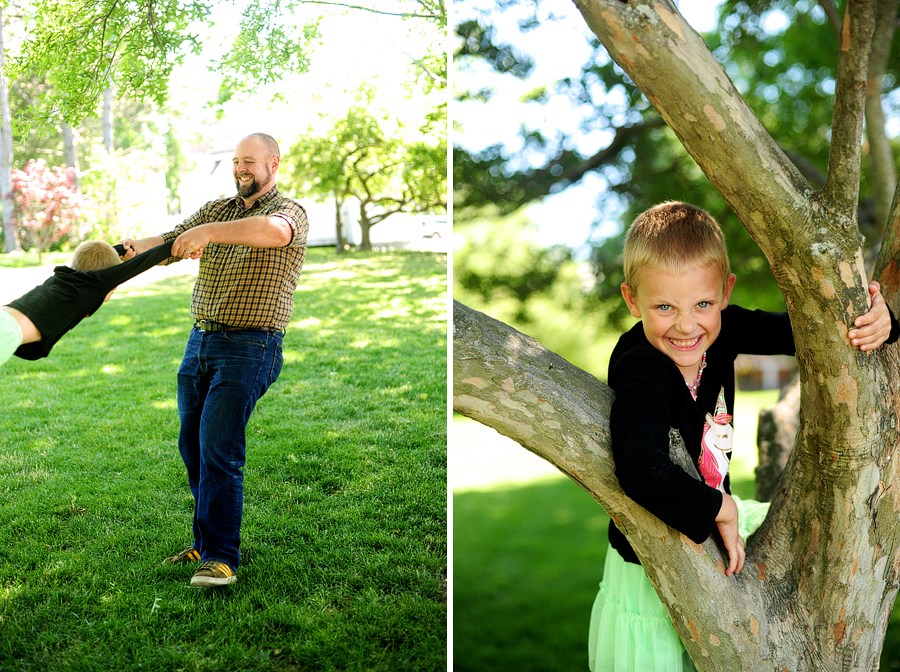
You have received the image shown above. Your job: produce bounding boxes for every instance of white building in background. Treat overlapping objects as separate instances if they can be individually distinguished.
[177,148,446,250]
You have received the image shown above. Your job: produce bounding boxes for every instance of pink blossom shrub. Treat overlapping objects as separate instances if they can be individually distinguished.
[11,159,87,262]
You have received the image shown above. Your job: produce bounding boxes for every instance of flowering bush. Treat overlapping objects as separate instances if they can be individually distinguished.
[11,159,88,263]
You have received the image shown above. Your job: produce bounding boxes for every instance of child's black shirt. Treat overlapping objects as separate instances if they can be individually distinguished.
[608,303,900,564]
[7,242,175,360]
[607,305,797,564]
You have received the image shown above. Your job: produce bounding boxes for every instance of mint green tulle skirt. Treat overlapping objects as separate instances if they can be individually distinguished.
[588,496,770,672]
[0,309,22,367]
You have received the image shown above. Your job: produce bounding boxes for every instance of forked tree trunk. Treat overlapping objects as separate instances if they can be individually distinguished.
[455,0,900,668]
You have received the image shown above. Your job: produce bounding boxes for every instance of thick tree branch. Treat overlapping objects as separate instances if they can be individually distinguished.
[570,0,809,266]
[824,0,876,208]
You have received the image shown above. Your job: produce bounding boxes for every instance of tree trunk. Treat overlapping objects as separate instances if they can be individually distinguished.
[333,191,346,254]
[864,0,898,243]
[61,123,80,191]
[455,0,900,667]
[359,203,372,251]
[102,87,113,152]
[0,6,16,253]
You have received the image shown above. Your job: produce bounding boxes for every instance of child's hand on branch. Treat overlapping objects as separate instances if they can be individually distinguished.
[715,494,745,576]
[849,282,891,352]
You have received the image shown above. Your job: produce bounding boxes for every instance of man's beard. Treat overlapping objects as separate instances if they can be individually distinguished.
[236,169,272,198]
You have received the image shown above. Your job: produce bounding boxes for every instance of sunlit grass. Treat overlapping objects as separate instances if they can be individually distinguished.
[0,248,447,672]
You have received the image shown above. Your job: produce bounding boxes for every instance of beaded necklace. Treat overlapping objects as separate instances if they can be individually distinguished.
[686,352,707,400]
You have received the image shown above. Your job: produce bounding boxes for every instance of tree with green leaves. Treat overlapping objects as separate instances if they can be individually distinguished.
[1,0,446,253]
[455,0,900,668]
[0,0,323,252]
[281,0,446,252]
[6,0,322,134]
[285,104,446,251]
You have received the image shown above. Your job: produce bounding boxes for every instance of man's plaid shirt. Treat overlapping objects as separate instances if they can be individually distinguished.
[162,187,309,332]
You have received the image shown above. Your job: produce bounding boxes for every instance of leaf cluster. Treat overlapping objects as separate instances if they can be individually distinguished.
[5,0,329,133]
[212,0,322,112]
[7,0,211,134]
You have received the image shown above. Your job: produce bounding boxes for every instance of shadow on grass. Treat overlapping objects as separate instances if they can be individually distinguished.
[454,476,900,671]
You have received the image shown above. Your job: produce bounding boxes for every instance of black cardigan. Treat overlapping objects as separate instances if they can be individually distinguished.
[606,304,899,565]
[7,241,175,360]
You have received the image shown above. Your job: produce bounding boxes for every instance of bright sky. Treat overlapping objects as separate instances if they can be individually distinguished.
[454,0,722,251]
[167,0,443,150]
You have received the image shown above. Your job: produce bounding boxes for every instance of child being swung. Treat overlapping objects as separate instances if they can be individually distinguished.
[0,240,175,366]
[589,202,898,672]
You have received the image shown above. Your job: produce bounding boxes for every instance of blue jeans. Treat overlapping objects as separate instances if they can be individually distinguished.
[176,327,284,568]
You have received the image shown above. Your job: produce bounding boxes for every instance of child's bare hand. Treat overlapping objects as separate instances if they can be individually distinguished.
[715,494,744,576]
[849,282,891,352]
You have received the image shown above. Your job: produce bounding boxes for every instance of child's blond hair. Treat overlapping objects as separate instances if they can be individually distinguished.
[70,240,121,272]
[623,202,731,294]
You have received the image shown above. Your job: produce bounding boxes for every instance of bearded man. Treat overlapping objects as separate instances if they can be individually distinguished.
[121,132,309,587]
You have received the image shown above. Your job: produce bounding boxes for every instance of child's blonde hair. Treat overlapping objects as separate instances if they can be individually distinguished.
[623,202,730,295]
[70,240,121,272]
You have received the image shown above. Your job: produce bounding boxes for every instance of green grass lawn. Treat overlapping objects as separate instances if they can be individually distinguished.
[0,250,72,269]
[453,396,900,671]
[0,248,447,672]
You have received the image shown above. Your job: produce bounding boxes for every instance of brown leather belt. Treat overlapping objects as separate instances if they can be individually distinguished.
[195,320,283,334]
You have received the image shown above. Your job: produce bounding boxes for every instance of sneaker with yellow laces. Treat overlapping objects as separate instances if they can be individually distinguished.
[163,546,201,565]
[191,560,237,587]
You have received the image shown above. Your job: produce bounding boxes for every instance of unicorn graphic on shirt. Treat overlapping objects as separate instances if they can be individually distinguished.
[698,387,733,492]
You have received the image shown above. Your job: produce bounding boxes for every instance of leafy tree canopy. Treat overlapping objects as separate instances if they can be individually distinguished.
[453,0,900,329]
[5,0,322,134]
